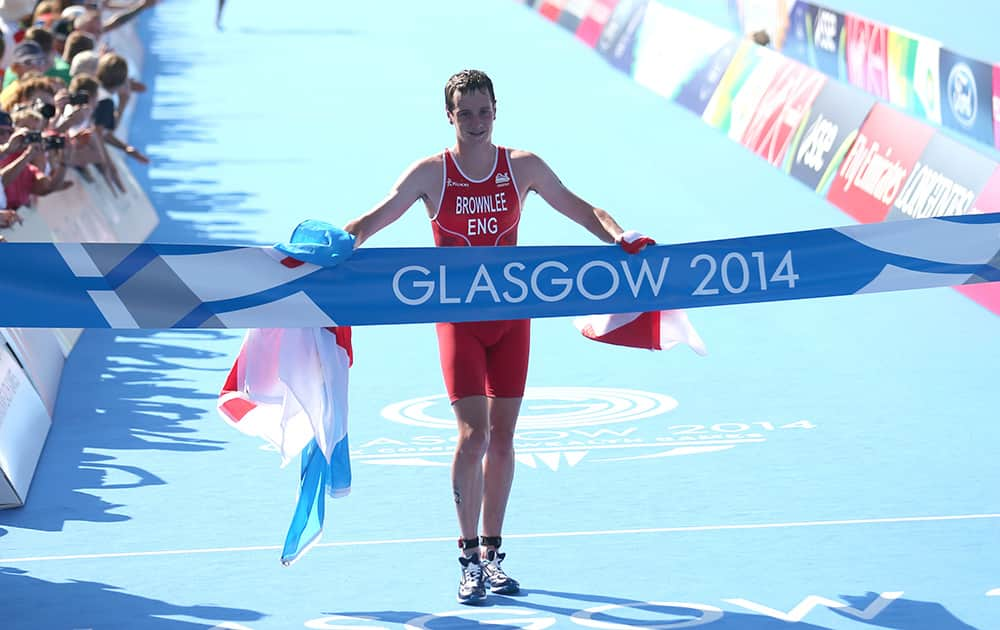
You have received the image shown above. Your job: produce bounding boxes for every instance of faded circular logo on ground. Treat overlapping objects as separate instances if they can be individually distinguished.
[380,386,679,429]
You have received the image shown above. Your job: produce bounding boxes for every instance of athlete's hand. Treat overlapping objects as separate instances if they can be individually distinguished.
[0,210,22,228]
[617,230,655,254]
[275,220,356,268]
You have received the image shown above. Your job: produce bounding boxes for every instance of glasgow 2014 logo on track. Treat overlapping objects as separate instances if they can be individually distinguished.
[381,387,677,430]
[350,387,816,471]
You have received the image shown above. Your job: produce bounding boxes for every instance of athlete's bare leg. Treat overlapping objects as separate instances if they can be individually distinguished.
[481,396,521,547]
[452,395,490,552]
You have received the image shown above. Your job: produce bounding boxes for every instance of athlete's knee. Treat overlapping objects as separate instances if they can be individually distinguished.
[456,424,490,458]
[488,426,515,455]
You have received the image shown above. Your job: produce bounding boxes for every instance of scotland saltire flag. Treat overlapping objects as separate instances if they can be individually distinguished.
[217,221,356,565]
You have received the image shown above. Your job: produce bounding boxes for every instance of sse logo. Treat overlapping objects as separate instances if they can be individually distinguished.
[947,62,978,128]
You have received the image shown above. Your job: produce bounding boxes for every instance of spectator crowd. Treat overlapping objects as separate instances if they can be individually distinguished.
[0,0,156,238]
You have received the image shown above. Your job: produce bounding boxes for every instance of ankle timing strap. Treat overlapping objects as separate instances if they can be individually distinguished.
[480,535,502,549]
[458,537,480,551]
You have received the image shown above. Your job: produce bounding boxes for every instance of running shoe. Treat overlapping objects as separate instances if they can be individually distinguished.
[458,555,487,604]
[482,549,520,595]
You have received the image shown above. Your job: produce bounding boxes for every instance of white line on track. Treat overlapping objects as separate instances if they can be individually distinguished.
[3,512,998,563]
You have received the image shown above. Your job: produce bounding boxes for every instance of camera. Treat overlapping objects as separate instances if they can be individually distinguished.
[34,101,56,119]
[43,135,65,151]
[68,91,90,106]
[24,131,42,143]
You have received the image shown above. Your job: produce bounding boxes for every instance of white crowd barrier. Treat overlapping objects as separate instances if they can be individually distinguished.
[0,20,158,508]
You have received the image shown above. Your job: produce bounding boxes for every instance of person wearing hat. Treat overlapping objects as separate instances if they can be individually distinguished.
[17,27,71,87]
[1,40,51,103]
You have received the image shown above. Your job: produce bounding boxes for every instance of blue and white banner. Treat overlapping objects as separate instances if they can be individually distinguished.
[4,214,999,329]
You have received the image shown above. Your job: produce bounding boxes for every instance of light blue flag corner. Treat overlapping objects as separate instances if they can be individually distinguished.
[281,436,352,567]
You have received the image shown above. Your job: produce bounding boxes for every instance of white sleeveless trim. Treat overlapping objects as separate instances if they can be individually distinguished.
[446,146,499,183]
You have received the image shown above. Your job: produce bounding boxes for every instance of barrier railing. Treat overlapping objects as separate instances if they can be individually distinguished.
[0,22,159,508]
[515,0,1000,315]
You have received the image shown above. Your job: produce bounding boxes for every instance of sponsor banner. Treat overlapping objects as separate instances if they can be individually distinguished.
[0,216,999,327]
[35,151,159,244]
[0,328,66,416]
[783,1,846,80]
[780,0,811,63]
[575,0,618,48]
[827,103,934,223]
[556,0,591,32]
[674,35,742,116]
[971,166,1000,215]
[725,47,789,142]
[886,133,999,221]
[701,40,770,132]
[886,28,942,124]
[0,341,52,509]
[632,4,735,101]
[735,57,827,166]
[785,77,876,194]
[939,49,995,146]
[537,0,566,21]
[845,14,890,101]
[595,0,649,74]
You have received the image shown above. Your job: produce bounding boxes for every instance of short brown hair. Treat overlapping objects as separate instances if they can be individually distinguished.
[64,31,95,63]
[69,73,99,98]
[0,74,54,112]
[24,27,54,55]
[444,69,495,112]
[96,53,128,90]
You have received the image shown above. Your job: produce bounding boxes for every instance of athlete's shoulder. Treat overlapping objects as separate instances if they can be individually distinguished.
[396,152,445,188]
[507,148,545,167]
[409,151,446,172]
[506,147,536,160]
[507,148,551,180]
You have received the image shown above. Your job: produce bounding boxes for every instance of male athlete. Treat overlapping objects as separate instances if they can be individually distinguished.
[343,69,652,603]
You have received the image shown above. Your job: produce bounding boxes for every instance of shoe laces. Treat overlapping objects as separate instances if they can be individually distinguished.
[460,556,483,585]
[484,551,508,577]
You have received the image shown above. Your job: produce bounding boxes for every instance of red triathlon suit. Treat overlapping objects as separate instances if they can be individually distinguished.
[432,146,530,403]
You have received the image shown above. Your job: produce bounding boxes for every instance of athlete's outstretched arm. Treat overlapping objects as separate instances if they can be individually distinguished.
[343,159,433,247]
[518,152,624,243]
